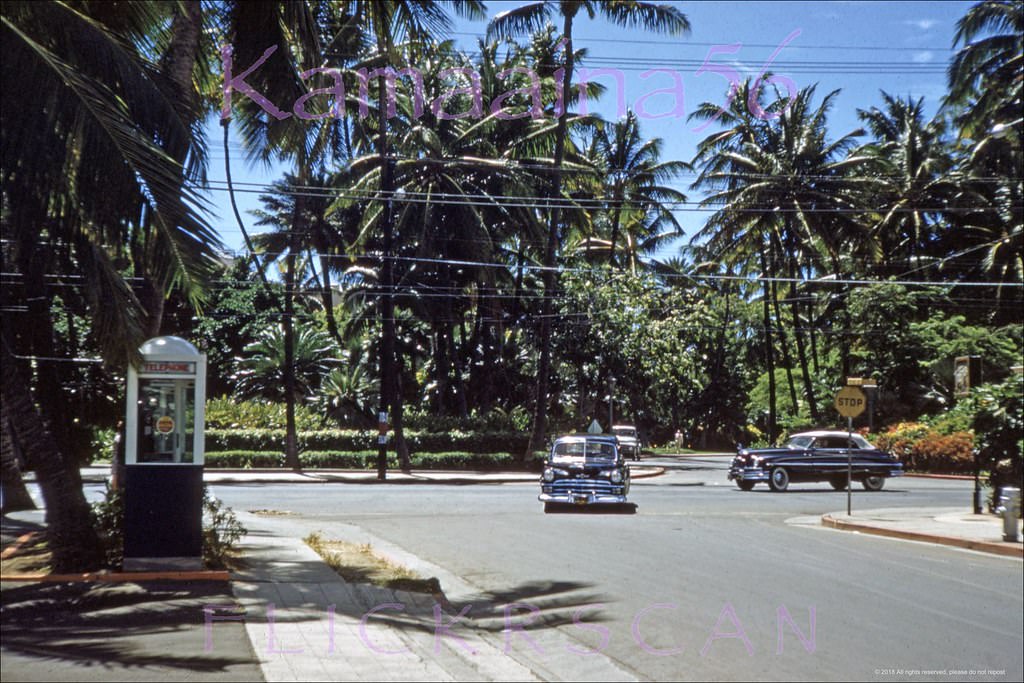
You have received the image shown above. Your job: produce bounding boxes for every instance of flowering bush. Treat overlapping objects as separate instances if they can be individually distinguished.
[874,423,975,474]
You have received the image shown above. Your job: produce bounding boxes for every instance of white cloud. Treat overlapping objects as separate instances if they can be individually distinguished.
[904,19,939,31]
[913,51,935,63]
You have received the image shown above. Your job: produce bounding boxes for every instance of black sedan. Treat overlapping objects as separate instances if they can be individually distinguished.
[728,430,904,492]
[539,434,630,511]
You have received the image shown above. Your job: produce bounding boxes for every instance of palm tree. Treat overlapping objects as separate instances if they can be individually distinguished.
[2,1,220,570]
[592,111,689,269]
[487,0,690,458]
[944,1,1022,323]
[235,324,340,402]
[690,82,875,437]
[219,0,348,471]
[857,93,957,276]
[333,1,486,475]
[946,0,1023,139]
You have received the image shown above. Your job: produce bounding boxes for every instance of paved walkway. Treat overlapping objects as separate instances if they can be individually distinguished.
[821,507,1022,558]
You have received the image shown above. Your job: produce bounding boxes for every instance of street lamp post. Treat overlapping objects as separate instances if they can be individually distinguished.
[608,377,616,430]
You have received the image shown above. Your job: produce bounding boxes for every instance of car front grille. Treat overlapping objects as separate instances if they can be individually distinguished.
[549,479,621,495]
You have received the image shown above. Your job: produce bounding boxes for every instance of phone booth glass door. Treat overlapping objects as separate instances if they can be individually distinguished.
[137,378,195,463]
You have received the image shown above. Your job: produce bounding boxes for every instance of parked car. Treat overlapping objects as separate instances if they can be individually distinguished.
[728,430,904,492]
[539,434,630,511]
[612,424,641,461]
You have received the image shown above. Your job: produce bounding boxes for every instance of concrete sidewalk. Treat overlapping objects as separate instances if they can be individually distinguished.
[225,517,546,682]
[821,507,1023,558]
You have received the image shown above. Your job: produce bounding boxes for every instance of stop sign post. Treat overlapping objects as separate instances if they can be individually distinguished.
[835,386,867,516]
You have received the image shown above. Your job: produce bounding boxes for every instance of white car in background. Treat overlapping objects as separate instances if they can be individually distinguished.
[612,424,641,461]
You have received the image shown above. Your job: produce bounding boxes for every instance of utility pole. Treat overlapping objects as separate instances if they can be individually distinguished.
[377,158,396,481]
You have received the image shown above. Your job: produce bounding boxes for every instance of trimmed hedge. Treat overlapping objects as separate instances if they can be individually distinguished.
[205,428,530,455]
[205,450,541,470]
[205,451,285,468]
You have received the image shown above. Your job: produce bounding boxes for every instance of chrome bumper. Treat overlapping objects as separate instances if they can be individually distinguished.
[540,479,628,505]
[728,467,769,482]
[539,492,629,505]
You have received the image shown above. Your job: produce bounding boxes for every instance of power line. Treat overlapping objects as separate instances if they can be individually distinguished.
[449,31,955,54]
[201,180,1021,215]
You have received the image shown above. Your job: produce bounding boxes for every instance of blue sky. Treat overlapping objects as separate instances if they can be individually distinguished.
[206,0,976,258]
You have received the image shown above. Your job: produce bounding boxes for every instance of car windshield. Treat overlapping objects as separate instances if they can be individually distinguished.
[787,435,814,448]
[613,427,636,438]
[787,434,877,449]
[552,440,617,462]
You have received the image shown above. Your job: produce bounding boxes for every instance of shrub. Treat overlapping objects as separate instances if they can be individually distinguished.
[205,451,285,468]
[90,484,247,569]
[205,397,326,431]
[299,451,378,469]
[875,423,975,474]
[204,428,530,456]
[203,449,543,470]
[402,407,531,432]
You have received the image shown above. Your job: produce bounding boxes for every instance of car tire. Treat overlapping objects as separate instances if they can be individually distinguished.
[768,467,790,492]
[737,480,756,491]
[862,476,885,491]
[829,476,848,491]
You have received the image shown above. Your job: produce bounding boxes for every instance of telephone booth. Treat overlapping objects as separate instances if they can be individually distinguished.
[123,336,206,571]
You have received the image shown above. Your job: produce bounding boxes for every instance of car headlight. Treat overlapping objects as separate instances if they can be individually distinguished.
[608,469,623,484]
[543,468,555,482]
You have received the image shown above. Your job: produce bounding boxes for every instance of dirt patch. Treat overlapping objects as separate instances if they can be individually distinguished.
[304,532,442,594]
[1,533,52,575]
[248,509,296,516]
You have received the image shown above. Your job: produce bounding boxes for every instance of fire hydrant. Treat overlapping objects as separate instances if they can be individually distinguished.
[996,487,1021,543]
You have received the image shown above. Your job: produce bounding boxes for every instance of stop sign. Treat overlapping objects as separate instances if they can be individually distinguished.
[834,386,866,417]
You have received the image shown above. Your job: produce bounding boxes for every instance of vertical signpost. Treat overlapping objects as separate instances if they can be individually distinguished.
[377,411,389,481]
[955,356,983,514]
[835,383,867,516]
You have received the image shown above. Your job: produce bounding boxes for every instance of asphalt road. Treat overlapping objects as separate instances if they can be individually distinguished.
[203,461,1023,682]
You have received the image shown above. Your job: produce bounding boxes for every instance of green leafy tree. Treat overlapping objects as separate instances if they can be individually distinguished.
[553,270,748,446]
[856,93,957,275]
[969,374,1024,496]
[190,260,283,398]
[691,82,875,438]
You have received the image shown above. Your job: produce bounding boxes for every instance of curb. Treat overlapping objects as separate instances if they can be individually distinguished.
[1,530,232,583]
[821,514,1023,558]
[0,570,231,583]
[632,466,665,479]
[203,466,667,484]
[903,473,975,480]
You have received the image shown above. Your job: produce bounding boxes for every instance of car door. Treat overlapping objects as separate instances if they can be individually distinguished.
[811,436,851,477]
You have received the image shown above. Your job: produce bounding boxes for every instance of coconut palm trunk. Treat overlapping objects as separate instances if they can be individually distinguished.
[1,338,102,571]
[1,414,36,513]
